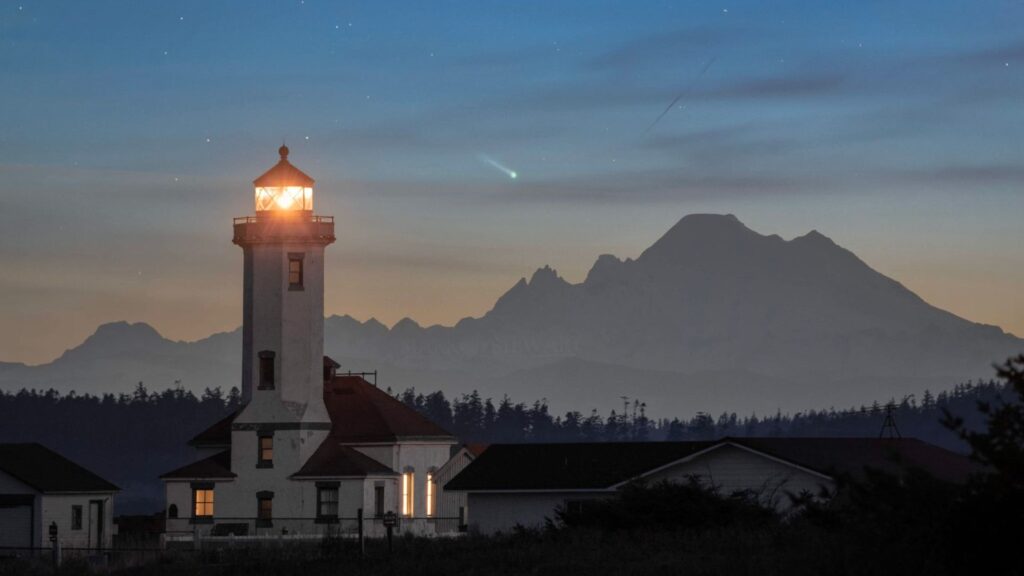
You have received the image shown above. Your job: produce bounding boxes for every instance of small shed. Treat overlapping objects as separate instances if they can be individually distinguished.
[0,443,119,550]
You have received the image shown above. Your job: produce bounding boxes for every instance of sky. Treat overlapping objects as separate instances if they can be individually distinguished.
[1,0,1022,365]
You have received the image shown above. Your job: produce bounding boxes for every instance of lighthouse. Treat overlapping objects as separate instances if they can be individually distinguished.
[160,146,455,540]
[232,146,335,462]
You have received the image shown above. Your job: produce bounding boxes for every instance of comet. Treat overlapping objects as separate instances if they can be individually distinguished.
[478,154,518,180]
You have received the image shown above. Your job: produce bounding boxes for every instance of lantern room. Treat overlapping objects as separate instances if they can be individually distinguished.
[253,145,315,213]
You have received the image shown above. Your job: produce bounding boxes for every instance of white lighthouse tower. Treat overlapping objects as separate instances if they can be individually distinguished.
[161,146,456,538]
[231,145,335,468]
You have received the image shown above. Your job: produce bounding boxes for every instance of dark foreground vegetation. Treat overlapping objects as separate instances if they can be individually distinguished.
[2,355,1022,576]
[0,373,1004,512]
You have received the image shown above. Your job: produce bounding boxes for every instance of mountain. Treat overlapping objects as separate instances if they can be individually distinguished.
[2,214,1020,416]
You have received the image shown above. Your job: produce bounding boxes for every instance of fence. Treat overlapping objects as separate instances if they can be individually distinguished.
[0,515,465,571]
[163,513,464,548]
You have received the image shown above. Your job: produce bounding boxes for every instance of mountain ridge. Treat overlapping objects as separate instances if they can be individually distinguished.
[1,214,1019,416]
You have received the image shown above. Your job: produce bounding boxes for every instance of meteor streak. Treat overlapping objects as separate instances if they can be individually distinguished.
[478,154,518,179]
[644,56,717,134]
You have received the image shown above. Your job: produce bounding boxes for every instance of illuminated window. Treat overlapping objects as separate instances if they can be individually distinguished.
[317,486,339,519]
[258,351,275,390]
[288,254,304,290]
[258,434,273,467]
[402,471,414,517]
[193,488,214,518]
[426,472,436,517]
[254,186,313,212]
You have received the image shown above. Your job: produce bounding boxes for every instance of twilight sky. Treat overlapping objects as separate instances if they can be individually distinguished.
[1,1,1022,365]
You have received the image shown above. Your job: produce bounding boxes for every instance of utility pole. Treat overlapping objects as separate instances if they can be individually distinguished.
[879,403,902,439]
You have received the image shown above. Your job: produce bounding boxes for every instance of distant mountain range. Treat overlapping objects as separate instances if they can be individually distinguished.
[1,214,1019,417]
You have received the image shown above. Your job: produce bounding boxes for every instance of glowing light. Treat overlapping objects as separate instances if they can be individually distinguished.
[254,186,313,212]
[426,473,434,517]
[401,471,414,517]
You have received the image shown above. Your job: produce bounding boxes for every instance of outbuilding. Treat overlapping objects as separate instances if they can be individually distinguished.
[0,443,119,550]
[445,437,975,534]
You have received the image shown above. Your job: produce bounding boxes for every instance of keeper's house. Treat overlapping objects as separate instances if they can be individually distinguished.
[0,443,119,551]
[445,437,975,534]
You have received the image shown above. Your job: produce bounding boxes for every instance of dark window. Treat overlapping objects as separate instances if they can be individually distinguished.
[71,505,83,530]
[167,504,178,519]
[258,351,275,390]
[317,487,339,519]
[257,435,273,467]
[374,485,385,518]
[257,492,273,525]
[288,254,304,289]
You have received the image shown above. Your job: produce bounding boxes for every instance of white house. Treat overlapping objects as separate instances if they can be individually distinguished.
[0,443,119,551]
[432,444,487,531]
[445,437,976,534]
[160,147,456,544]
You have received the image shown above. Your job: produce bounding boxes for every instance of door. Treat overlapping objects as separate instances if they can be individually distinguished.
[88,500,104,550]
[0,496,33,549]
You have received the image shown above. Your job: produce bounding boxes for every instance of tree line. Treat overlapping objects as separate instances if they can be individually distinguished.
[391,381,1001,451]
[0,378,1006,513]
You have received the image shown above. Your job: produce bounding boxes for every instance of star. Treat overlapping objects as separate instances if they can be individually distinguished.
[205,138,211,143]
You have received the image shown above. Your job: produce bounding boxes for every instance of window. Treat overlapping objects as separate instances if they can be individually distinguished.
[258,351,275,390]
[317,485,339,519]
[71,505,83,530]
[167,504,178,519]
[426,472,436,517]
[257,434,273,467]
[257,492,273,526]
[374,485,385,518]
[193,488,214,518]
[288,254,304,290]
[401,471,414,517]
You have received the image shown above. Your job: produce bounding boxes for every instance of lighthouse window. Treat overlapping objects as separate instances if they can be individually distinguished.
[258,351,275,390]
[257,434,273,467]
[256,491,273,526]
[288,253,304,290]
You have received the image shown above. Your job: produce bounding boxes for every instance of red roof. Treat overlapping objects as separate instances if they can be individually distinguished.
[185,374,454,448]
[160,450,235,480]
[324,375,454,443]
[464,443,489,457]
[293,442,397,478]
[253,145,315,188]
